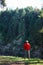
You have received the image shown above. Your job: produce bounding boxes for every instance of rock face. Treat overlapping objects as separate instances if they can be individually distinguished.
[0,38,43,59]
[30,46,43,59]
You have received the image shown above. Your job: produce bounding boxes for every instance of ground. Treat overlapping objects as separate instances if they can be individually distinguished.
[0,56,43,65]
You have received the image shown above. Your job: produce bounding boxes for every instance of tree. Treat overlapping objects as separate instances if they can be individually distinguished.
[0,7,43,57]
[0,0,6,8]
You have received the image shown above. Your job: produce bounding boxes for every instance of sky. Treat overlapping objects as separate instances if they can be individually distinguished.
[5,0,43,10]
[0,0,43,10]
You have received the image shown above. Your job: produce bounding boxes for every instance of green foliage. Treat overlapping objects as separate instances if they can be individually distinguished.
[0,7,43,57]
[0,0,6,8]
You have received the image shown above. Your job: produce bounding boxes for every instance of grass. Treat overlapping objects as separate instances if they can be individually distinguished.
[39,28,43,33]
[0,56,43,65]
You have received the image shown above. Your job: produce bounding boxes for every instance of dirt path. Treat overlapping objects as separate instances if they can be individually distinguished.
[9,61,28,65]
